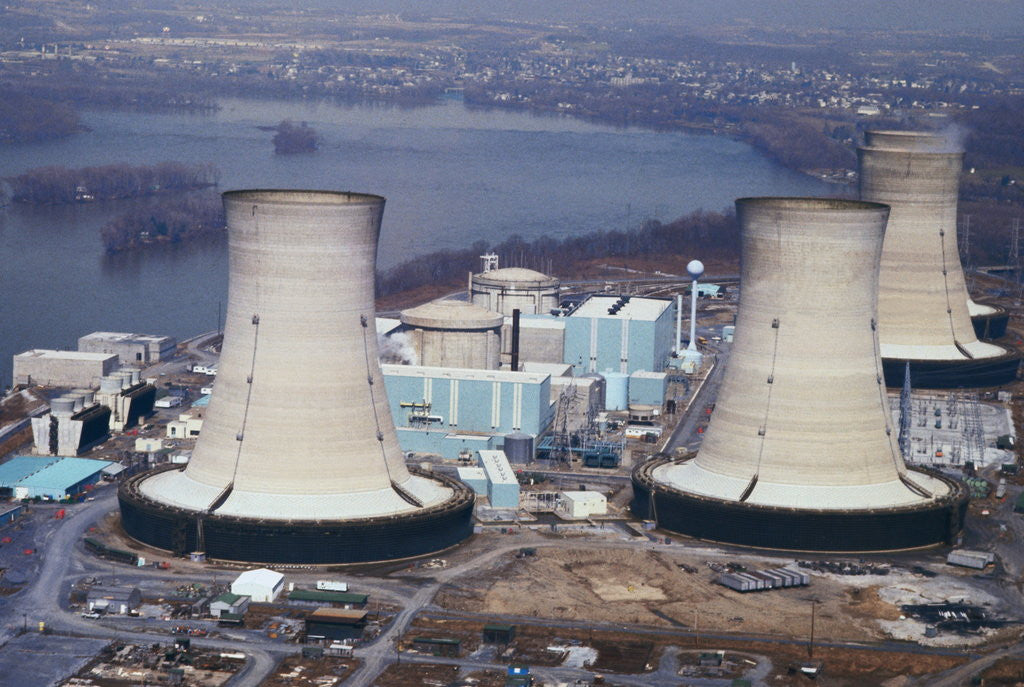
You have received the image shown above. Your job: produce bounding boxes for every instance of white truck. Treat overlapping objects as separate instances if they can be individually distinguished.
[315,580,348,592]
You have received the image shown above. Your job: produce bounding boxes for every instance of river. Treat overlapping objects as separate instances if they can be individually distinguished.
[0,97,831,385]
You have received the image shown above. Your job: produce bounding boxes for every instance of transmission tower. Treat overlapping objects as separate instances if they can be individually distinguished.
[1012,217,1022,304]
[898,362,912,460]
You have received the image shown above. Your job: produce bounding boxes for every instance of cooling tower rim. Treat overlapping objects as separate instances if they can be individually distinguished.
[861,128,964,153]
[735,197,890,213]
[223,189,386,206]
[634,454,967,517]
[120,463,474,527]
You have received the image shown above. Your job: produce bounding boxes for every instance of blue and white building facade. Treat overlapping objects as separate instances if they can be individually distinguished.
[563,296,675,375]
[381,364,555,458]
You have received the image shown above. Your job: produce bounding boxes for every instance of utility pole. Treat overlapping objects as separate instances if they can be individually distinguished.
[808,599,817,659]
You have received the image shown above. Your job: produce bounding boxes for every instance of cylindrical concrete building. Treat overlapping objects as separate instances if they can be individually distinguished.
[859,130,1018,387]
[633,198,967,552]
[119,190,474,564]
[399,299,503,369]
[471,267,560,316]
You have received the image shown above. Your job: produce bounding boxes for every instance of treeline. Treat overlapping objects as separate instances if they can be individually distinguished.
[1,67,218,114]
[273,120,318,154]
[101,194,225,254]
[0,89,83,143]
[463,81,855,173]
[376,209,738,298]
[6,162,219,205]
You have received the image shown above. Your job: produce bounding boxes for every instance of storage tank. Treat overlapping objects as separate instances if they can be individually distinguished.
[68,393,85,412]
[503,432,534,463]
[859,129,1019,387]
[399,299,503,370]
[633,197,968,552]
[74,389,95,406]
[471,267,560,316]
[119,190,474,564]
[603,370,628,411]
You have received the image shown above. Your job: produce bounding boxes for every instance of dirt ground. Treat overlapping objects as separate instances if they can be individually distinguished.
[435,547,896,642]
[258,655,358,687]
[404,615,970,684]
[980,657,1024,686]
[372,663,505,687]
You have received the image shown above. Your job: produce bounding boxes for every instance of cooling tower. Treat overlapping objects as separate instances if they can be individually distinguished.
[859,130,1018,387]
[119,190,474,564]
[633,198,967,552]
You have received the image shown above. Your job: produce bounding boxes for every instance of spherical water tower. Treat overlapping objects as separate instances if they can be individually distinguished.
[633,198,967,552]
[119,190,474,564]
[859,129,1019,387]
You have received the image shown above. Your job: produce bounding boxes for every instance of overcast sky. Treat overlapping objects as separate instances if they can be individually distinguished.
[294,0,1022,34]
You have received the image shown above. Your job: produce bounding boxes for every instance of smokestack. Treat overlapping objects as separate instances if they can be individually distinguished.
[633,197,967,552]
[859,130,1019,387]
[511,308,521,372]
[119,190,474,564]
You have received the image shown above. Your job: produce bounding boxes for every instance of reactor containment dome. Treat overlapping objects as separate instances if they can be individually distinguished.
[471,266,560,316]
[859,129,1019,388]
[633,198,967,552]
[119,190,474,564]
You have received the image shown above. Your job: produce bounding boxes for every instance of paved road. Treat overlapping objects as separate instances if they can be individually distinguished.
[664,343,729,455]
[0,492,288,686]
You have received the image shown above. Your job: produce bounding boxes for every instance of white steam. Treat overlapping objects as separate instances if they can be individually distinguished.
[378,331,418,365]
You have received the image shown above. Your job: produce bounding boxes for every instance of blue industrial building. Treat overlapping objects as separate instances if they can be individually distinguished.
[0,456,114,500]
[563,296,675,375]
[478,450,520,509]
[382,364,554,458]
[628,371,669,406]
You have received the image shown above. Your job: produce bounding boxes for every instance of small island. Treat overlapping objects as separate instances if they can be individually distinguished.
[272,120,318,154]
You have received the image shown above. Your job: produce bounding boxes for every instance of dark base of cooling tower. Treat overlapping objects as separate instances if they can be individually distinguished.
[118,465,475,564]
[972,304,1010,341]
[881,351,1020,389]
[631,456,968,553]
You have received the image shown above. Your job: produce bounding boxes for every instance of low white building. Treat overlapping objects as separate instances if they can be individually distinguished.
[231,568,284,603]
[210,592,251,618]
[557,491,607,519]
[167,413,203,438]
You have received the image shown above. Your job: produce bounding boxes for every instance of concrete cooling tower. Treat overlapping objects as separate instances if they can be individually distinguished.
[632,198,967,552]
[859,130,1019,388]
[119,190,474,564]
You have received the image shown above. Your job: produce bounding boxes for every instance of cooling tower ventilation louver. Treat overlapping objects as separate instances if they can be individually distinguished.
[633,197,967,552]
[119,190,474,564]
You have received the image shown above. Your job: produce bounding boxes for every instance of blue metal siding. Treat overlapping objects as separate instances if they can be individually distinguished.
[629,373,668,405]
[14,457,113,499]
[384,371,553,438]
[565,312,672,375]
[488,482,520,509]
[0,456,60,487]
[394,428,498,458]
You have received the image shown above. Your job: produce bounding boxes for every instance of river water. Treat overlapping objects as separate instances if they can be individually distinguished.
[0,97,830,385]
